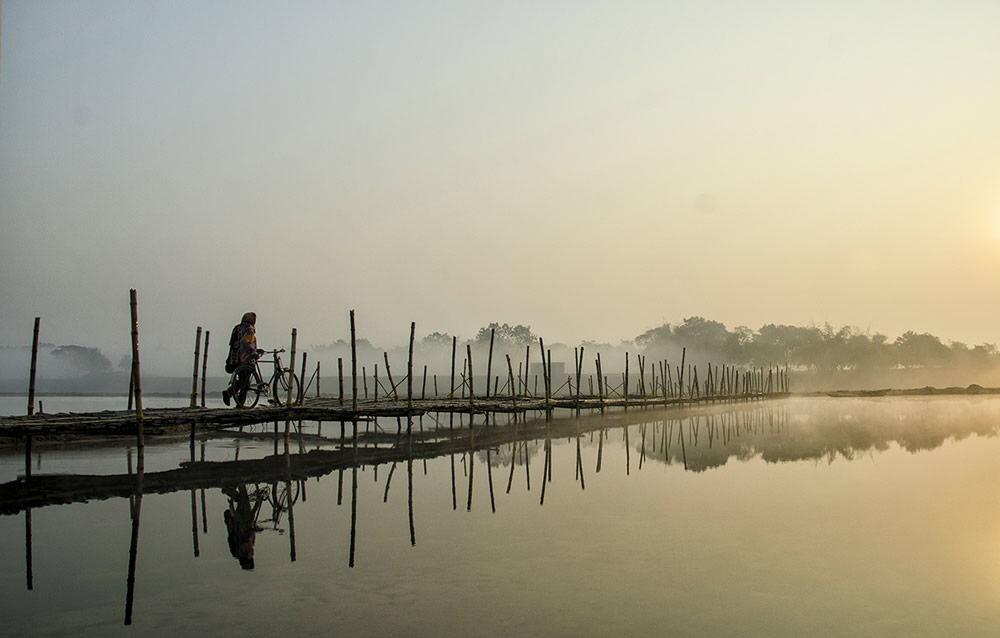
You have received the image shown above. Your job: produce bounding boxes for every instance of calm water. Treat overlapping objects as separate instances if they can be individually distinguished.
[3,396,1000,636]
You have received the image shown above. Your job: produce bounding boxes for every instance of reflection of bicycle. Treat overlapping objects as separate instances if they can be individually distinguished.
[258,481,300,532]
[230,348,301,408]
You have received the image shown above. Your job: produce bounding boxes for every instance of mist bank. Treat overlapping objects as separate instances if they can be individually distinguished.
[3,317,999,394]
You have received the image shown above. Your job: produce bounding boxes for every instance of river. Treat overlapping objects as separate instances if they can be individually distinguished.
[2,395,999,636]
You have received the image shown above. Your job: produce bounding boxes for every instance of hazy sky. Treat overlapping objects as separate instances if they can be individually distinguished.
[2,1,999,372]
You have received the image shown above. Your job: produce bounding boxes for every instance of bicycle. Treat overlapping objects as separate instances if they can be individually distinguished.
[229,348,302,408]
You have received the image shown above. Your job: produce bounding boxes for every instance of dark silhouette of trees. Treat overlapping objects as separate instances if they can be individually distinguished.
[50,345,112,376]
[631,317,999,381]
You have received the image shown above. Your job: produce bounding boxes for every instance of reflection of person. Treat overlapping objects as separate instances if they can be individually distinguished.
[223,484,264,570]
[223,312,258,406]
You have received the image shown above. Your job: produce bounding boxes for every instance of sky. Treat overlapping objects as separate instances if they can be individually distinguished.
[2,1,1000,375]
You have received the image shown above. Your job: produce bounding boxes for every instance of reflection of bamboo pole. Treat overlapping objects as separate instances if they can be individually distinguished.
[25,508,33,590]
[408,458,416,545]
[486,449,496,513]
[190,327,202,407]
[200,330,210,408]
[124,470,143,625]
[349,466,358,567]
[27,317,40,416]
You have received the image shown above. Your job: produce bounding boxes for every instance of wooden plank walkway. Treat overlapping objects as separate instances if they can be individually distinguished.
[0,393,788,441]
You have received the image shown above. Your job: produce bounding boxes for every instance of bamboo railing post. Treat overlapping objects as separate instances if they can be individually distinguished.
[350,310,358,442]
[506,354,517,410]
[485,328,495,398]
[298,352,308,405]
[450,336,457,399]
[407,322,415,410]
[523,345,530,397]
[27,317,40,416]
[128,360,136,411]
[538,338,549,409]
[338,358,344,405]
[596,354,604,409]
[576,346,584,407]
[466,344,475,405]
[200,330,210,408]
[374,364,379,402]
[384,352,398,401]
[286,328,297,410]
[624,352,630,410]
[422,365,427,400]
[128,289,144,469]
[678,347,686,402]
[189,326,202,407]
[316,360,321,398]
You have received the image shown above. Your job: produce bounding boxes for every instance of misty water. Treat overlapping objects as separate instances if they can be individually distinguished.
[3,396,1000,636]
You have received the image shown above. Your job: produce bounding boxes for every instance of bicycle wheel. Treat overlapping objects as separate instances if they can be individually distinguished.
[272,370,301,406]
[233,365,262,408]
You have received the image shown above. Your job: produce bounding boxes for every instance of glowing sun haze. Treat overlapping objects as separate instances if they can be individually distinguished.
[1,1,999,372]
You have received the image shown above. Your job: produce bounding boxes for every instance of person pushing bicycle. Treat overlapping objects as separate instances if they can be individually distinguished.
[223,311,262,406]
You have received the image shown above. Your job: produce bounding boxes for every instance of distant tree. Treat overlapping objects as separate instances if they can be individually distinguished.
[51,345,112,375]
[475,323,536,347]
[893,331,951,368]
[421,332,453,347]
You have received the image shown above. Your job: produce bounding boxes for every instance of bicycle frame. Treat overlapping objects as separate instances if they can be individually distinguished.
[232,348,301,408]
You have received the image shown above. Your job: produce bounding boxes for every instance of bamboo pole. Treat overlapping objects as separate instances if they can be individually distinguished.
[538,338,549,408]
[316,360,321,398]
[189,326,202,408]
[338,358,344,406]
[286,329,297,436]
[523,345,530,397]
[485,328,495,398]
[350,310,358,439]
[298,352,308,405]
[384,352,398,401]
[466,344,475,405]
[200,330,210,408]
[678,347,686,402]
[128,289,144,469]
[506,354,517,410]
[407,322,415,410]
[575,346,584,412]
[596,354,604,409]
[27,317,40,416]
[624,352,629,410]
[450,336,457,399]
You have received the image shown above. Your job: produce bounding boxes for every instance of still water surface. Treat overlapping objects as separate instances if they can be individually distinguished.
[2,396,1000,636]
